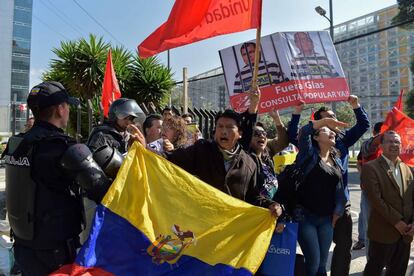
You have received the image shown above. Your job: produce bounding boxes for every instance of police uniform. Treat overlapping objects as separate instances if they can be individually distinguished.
[87,121,128,155]
[81,99,144,244]
[5,82,110,275]
[87,98,145,156]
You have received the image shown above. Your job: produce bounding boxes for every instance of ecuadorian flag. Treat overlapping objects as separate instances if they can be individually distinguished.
[53,143,276,275]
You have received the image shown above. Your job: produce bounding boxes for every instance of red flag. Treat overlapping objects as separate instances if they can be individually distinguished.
[380,107,414,166]
[394,89,404,112]
[101,49,121,117]
[138,0,262,58]
[310,109,315,120]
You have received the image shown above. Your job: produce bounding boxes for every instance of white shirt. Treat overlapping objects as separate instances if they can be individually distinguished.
[382,154,403,197]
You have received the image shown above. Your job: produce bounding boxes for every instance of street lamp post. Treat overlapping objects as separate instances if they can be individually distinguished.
[315,1,336,112]
[315,0,334,42]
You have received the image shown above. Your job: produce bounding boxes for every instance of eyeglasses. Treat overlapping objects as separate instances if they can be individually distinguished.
[253,130,267,137]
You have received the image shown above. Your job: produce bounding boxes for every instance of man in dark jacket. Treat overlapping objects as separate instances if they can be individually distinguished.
[5,81,111,275]
[288,96,370,276]
[164,109,282,215]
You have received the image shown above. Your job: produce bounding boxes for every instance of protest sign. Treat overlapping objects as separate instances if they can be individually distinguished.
[219,31,349,113]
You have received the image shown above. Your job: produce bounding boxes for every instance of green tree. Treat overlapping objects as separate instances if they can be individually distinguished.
[391,0,414,29]
[125,55,174,109]
[44,34,109,99]
[42,34,175,137]
[42,34,133,138]
[335,102,356,126]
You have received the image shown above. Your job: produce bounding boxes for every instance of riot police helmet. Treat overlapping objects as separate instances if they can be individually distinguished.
[108,98,145,124]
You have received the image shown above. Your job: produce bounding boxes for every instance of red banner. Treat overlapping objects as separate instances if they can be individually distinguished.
[230,77,349,113]
[138,0,262,58]
[381,107,414,167]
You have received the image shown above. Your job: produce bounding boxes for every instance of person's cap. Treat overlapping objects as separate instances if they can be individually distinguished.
[27,81,80,112]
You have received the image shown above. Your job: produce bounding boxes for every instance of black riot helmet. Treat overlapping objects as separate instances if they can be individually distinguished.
[108,98,145,124]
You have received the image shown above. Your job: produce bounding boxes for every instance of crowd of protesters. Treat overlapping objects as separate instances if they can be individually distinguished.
[5,80,414,276]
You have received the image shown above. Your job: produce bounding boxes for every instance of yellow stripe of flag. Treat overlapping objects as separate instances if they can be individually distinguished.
[102,143,276,273]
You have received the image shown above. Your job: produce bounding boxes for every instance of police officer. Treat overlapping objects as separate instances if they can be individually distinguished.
[4,81,111,275]
[87,98,145,156]
[80,98,145,243]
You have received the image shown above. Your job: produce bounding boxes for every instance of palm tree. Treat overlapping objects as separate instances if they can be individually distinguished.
[42,35,135,138]
[45,34,109,99]
[125,54,174,108]
[42,34,175,137]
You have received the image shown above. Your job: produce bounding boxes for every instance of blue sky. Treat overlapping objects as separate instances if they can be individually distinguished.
[30,0,397,87]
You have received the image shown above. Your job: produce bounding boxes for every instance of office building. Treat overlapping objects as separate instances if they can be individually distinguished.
[334,4,413,123]
[0,0,33,135]
[186,67,228,111]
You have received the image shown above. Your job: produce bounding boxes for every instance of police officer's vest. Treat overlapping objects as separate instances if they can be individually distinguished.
[4,135,35,240]
[5,128,81,243]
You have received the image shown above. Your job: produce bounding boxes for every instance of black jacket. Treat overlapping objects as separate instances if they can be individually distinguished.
[87,121,127,154]
[165,139,262,206]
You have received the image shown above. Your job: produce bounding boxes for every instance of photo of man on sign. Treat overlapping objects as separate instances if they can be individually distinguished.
[219,30,350,114]
[286,32,340,80]
[233,41,286,93]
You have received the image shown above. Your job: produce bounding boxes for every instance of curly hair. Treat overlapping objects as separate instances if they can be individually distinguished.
[163,116,188,148]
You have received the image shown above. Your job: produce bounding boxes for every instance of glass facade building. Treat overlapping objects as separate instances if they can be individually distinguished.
[333,4,414,124]
[0,0,32,134]
[187,67,228,110]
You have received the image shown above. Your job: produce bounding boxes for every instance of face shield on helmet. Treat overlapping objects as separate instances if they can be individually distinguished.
[108,98,146,125]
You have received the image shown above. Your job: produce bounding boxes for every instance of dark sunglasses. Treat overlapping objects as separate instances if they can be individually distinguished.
[253,130,267,137]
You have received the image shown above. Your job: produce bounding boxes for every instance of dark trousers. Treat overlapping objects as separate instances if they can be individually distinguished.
[330,210,353,276]
[363,239,411,276]
[14,242,77,276]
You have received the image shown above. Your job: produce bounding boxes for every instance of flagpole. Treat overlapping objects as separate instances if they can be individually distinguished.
[168,50,172,107]
[251,25,261,91]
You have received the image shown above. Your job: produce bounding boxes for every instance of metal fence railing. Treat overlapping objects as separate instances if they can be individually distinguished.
[138,103,219,140]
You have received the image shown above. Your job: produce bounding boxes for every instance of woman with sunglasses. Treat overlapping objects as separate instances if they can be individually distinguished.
[248,110,289,207]
[294,118,348,276]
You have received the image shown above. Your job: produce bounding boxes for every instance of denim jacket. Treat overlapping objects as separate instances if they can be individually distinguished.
[288,107,370,202]
[296,121,347,216]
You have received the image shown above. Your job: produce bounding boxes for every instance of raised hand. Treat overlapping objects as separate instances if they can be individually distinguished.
[268,109,283,126]
[293,101,305,115]
[163,138,175,152]
[127,124,146,146]
[313,118,348,132]
[247,86,261,114]
[347,95,360,109]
